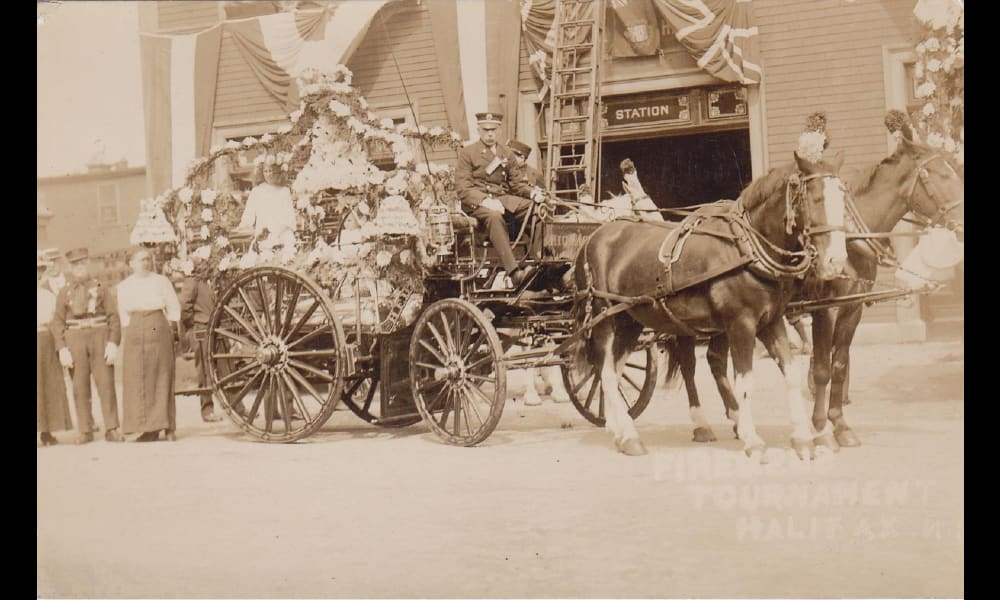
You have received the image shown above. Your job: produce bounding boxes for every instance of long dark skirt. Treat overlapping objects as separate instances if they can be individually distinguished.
[122,310,176,434]
[38,330,72,433]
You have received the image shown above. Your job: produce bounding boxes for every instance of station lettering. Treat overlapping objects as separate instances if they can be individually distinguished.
[614,104,672,121]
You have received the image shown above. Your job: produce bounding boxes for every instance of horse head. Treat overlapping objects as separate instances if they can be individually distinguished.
[895,136,964,238]
[792,149,849,280]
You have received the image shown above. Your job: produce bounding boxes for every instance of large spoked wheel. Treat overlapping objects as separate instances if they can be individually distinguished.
[206,266,347,442]
[561,346,657,427]
[410,298,506,446]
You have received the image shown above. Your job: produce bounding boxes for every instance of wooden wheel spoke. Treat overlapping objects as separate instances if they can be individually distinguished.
[286,349,339,358]
[465,373,495,385]
[272,276,284,335]
[463,353,493,374]
[415,360,445,373]
[598,387,605,419]
[460,389,476,437]
[460,329,485,363]
[455,313,472,357]
[622,372,643,394]
[572,369,595,396]
[280,283,303,338]
[462,382,493,413]
[224,304,264,343]
[256,276,275,334]
[214,327,257,349]
[279,371,313,423]
[460,384,486,429]
[284,298,321,343]
[418,378,447,393]
[286,359,334,382]
[275,377,293,431]
[226,370,265,409]
[245,377,266,424]
[215,361,260,388]
[625,361,645,370]
[583,377,599,412]
[425,321,451,357]
[212,352,256,360]
[417,339,449,367]
[452,388,463,436]
[286,366,331,410]
[437,386,454,428]
[439,312,457,355]
[262,376,276,433]
[286,324,332,352]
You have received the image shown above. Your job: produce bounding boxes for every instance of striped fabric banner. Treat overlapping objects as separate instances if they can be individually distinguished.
[139,25,223,196]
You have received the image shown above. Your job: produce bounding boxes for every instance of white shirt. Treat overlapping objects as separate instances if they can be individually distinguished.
[238,182,298,246]
[37,287,56,328]
[117,272,181,327]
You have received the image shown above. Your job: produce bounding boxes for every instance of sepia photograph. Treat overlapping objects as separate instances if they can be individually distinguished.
[37,0,963,597]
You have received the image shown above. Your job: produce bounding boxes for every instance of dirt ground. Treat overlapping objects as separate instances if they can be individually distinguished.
[37,336,963,599]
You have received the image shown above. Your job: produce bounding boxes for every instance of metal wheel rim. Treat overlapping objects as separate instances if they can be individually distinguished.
[562,346,657,427]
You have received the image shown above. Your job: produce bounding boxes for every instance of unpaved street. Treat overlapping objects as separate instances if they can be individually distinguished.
[37,337,963,598]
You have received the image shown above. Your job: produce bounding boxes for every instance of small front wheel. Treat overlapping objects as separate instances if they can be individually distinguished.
[409,298,506,446]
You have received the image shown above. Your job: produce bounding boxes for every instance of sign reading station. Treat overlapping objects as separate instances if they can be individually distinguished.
[605,93,691,127]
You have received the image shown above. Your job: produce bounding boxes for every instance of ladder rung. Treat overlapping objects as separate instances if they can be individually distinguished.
[554,165,587,172]
[555,43,595,52]
[560,19,597,27]
[554,91,592,99]
[555,66,593,74]
[554,117,589,124]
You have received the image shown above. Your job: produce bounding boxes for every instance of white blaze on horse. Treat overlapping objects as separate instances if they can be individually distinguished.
[571,123,849,458]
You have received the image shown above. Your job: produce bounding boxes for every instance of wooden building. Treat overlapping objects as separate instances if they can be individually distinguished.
[137,0,960,341]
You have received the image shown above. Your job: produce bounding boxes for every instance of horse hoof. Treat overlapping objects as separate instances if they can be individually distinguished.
[835,428,861,447]
[620,438,648,456]
[692,427,717,443]
[812,418,828,433]
[732,425,740,440]
[814,430,840,452]
[791,438,816,461]
[744,444,767,464]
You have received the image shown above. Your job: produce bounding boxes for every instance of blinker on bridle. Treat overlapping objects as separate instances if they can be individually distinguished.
[905,153,964,233]
[785,171,847,238]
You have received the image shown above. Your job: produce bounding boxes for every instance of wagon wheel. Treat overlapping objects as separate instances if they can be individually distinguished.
[410,298,506,446]
[561,346,657,427]
[206,266,347,442]
[332,280,422,428]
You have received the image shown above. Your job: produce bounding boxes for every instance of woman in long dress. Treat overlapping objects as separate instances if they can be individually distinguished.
[38,260,72,446]
[117,248,181,442]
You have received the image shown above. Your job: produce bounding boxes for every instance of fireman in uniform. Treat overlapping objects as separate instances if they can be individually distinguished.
[52,247,125,444]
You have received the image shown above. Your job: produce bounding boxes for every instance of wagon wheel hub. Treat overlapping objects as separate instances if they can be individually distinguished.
[256,336,288,371]
[433,355,466,384]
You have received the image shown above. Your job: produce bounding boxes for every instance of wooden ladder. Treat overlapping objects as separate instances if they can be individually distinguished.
[544,0,605,203]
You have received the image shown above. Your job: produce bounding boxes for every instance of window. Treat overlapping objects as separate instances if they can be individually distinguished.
[97,184,119,227]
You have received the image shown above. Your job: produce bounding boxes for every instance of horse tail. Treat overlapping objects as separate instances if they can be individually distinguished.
[660,336,683,389]
[567,235,596,376]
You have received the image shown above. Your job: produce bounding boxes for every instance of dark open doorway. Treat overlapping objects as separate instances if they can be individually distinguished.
[599,129,752,209]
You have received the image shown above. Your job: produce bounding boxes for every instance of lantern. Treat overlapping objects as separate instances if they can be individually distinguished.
[426,204,455,256]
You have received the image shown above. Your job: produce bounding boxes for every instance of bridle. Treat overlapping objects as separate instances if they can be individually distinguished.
[785,171,848,257]
[902,153,964,233]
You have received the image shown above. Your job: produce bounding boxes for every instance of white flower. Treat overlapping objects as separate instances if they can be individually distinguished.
[400,249,412,264]
[175,258,194,276]
[796,131,826,164]
[366,170,386,186]
[290,109,303,122]
[922,102,936,116]
[429,127,444,137]
[178,187,194,204]
[241,136,258,148]
[375,250,392,267]
[279,245,297,264]
[200,225,210,239]
[915,81,936,98]
[924,37,941,52]
[926,132,944,148]
[942,56,955,72]
[914,61,924,79]
[258,248,275,263]
[380,118,395,130]
[450,131,462,142]
[358,96,368,110]
[239,250,258,269]
[225,140,241,150]
[192,245,212,261]
[218,254,234,271]
[201,208,214,221]
[215,235,230,248]
[278,123,292,134]
[296,195,312,210]
[913,0,962,31]
[260,133,274,144]
[926,58,942,73]
[329,100,351,117]
[201,188,218,205]
[943,137,956,153]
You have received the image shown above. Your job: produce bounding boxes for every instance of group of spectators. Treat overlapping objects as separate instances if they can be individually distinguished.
[37,247,221,446]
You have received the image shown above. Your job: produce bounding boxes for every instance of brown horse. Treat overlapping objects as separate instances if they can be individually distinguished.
[572,151,849,457]
[664,121,964,447]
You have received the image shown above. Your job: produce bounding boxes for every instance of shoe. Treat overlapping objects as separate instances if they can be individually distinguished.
[74,432,95,445]
[510,265,538,287]
[105,428,125,443]
[201,411,223,423]
[39,432,58,446]
[163,430,177,442]
[133,431,158,443]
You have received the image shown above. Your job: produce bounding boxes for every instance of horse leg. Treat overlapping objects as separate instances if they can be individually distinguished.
[672,336,716,443]
[522,365,543,406]
[598,317,645,456]
[809,309,834,433]
[727,321,767,461]
[540,364,570,403]
[706,334,740,438]
[829,304,864,447]
[757,317,815,460]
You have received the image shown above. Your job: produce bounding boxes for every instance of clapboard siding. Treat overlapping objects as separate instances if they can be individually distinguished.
[347,1,455,164]
[519,35,538,93]
[214,31,286,124]
[756,0,918,325]
[156,2,220,33]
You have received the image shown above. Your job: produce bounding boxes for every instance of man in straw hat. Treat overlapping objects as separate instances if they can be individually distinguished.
[455,112,545,288]
[51,247,125,444]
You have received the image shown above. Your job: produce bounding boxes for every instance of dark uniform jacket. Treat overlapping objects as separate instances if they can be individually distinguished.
[455,140,534,209]
[51,277,121,350]
[178,276,216,329]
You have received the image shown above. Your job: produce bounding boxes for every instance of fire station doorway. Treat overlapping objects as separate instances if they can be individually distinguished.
[599,128,752,210]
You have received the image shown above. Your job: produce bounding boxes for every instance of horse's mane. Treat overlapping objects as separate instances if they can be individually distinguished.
[738,163,795,211]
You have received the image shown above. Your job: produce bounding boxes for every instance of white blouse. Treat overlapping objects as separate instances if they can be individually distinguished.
[238,182,298,244]
[37,287,56,328]
[117,272,181,327]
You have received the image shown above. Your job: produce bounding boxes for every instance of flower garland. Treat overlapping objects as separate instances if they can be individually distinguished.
[910,0,963,164]
[147,64,463,329]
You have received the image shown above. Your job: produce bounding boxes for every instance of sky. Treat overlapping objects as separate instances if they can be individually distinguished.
[37,1,146,177]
